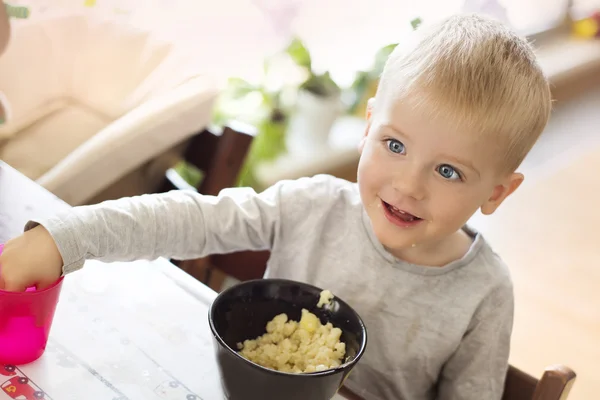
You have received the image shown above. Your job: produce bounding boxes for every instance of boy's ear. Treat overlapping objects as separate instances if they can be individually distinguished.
[359,98,375,153]
[481,172,524,215]
[366,97,374,121]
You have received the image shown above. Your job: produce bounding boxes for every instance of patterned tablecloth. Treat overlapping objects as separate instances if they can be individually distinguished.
[1,258,224,400]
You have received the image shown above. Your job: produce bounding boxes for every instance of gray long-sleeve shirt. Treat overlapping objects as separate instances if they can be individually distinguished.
[27,174,513,400]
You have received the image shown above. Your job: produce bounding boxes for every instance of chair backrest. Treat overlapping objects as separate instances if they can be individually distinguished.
[503,365,576,400]
[210,249,270,283]
[162,121,256,194]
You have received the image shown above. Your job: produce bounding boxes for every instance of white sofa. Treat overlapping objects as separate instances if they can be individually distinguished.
[0,13,220,205]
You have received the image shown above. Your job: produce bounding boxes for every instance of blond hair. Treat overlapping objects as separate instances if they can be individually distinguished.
[376,13,552,172]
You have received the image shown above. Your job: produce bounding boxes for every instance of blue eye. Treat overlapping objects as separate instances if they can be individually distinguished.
[386,139,405,154]
[437,164,461,180]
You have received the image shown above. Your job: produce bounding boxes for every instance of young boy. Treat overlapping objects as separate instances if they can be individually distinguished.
[0,13,551,400]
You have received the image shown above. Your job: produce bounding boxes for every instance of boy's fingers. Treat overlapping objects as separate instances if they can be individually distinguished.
[0,277,27,292]
[36,278,57,291]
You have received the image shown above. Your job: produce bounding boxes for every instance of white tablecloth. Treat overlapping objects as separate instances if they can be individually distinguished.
[1,258,223,400]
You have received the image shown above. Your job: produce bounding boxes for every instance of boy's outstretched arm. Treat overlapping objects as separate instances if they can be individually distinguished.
[436,282,514,400]
[0,181,291,291]
[32,186,285,273]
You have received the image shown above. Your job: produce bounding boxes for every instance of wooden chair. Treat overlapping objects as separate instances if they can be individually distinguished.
[205,248,269,289]
[503,364,576,400]
[337,364,576,400]
[161,121,256,195]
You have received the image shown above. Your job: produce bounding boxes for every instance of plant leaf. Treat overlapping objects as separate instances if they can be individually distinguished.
[411,17,423,30]
[227,77,257,98]
[286,37,311,70]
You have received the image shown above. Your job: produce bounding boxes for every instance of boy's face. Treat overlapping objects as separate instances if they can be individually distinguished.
[357,96,523,256]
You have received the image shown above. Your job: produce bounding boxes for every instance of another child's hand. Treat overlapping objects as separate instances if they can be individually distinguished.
[0,226,63,291]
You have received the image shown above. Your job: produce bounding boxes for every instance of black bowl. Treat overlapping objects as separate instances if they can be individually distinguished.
[208,278,368,400]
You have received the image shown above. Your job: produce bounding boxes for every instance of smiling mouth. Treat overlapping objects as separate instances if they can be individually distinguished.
[381,200,423,226]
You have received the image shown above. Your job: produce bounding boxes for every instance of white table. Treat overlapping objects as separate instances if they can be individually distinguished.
[1,258,224,400]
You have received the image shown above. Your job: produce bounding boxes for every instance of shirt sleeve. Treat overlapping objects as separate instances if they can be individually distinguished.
[436,282,514,400]
[24,181,294,275]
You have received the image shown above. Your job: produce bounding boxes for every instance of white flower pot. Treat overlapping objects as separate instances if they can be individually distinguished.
[286,89,342,155]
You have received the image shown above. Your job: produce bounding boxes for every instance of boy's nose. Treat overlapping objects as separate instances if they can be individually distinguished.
[392,169,427,201]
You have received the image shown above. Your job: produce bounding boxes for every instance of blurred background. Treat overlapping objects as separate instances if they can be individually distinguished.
[0,0,599,399]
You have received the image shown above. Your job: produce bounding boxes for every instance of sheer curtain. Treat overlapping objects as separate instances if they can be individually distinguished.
[257,0,571,85]
[5,0,290,80]
[6,0,573,81]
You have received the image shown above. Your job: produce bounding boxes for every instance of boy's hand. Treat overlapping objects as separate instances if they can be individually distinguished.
[0,226,63,291]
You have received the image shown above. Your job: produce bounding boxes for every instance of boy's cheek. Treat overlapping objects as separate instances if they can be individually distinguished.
[429,188,479,216]
[359,158,389,189]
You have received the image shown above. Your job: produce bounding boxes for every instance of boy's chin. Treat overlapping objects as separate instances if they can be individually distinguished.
[373,231,420,253]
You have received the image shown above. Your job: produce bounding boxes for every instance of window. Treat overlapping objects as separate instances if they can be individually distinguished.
[571,0,600,19]
[261,0,572,85]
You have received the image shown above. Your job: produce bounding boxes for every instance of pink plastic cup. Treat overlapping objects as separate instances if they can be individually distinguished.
[0,243,64,365]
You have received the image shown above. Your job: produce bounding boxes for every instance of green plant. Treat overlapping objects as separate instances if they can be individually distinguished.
[347,43,398,115]
[346,17,423,115]
[172,161,204,188]
[209,52,301,189]
[4,3,30,19]
[286,38,340,98]
[210,37,344,189]
[236,110,287,188]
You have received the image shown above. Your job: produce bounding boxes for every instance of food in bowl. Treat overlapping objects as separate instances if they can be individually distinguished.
[317,289,334,308]
[236,290,345,373]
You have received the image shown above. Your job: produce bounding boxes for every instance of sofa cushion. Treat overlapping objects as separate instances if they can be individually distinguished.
[0,14,187,139]
[0,101,109,179]
[69,16,175,118]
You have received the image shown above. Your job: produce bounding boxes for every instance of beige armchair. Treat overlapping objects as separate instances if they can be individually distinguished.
[0,13,220,205]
